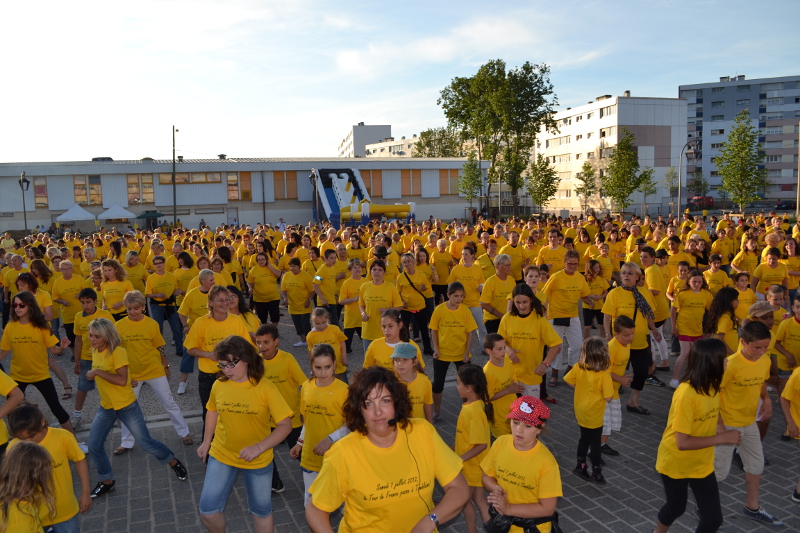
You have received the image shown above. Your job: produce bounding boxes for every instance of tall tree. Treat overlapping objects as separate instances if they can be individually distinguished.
[574,160,598,215]
[637,167,657,216]
[438,59,558,214]
[601,127,643,211]
[526,153,560,210]
[459,150,482,208]
[717,109,767,212]
[691,169,710,197]
[663,165,678,215]
[412,127,462,157]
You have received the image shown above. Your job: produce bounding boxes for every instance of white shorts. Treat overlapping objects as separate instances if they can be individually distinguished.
[521,383,541,398]
[714,422,764,480]
[602,399,622,436]
[302,469,319,507]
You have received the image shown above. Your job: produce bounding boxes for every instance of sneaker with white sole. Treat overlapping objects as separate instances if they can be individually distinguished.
[742,505,782,525]
[177,382,187,395]
[78,442,89,453]
[669,379,680,389]
[293,341,307,347]
[71,416,82,431]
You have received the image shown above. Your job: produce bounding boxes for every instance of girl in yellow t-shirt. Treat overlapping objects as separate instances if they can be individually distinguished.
[654,338,740,532]
[775,295,800,393]
[454,364,492,532]
[0,440,56,533]
[782,238,800,302]
[733,272,757,322]
[582,259,610,340]
[100,259,134,321]
[430,282,477,421]
[391,342,433,423]
[670,270,713,388]
[358,260,403,345]
[339,259,367,355]
[306,308,348,381]
[289,344,348,507]
[563,337,613,485]
[704,287,740,356]
[752,247,789,299]
[363,310,424,371]
[196,335,292,532]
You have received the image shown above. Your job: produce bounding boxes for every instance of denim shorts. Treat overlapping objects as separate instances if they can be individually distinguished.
[77,359,96,392]
[199,456,274,518]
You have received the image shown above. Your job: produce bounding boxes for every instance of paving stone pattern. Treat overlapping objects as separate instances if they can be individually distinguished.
[7,311,800,532]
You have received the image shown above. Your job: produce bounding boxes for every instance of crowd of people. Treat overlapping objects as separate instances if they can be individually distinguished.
[0,208,797,532]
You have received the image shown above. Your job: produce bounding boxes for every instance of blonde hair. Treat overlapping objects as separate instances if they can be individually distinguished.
[122,290,146,309]
[89,317,122,352]
[0,441,56,532]
[578,337,610,372]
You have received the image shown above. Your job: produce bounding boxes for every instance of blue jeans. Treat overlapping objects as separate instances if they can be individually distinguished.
[149,301,184,356]
[199,456,274,518]
[49,512,79,533]
[88,401,174,481]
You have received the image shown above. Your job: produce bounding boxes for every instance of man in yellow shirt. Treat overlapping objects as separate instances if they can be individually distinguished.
[498,231,525,282]
[714,321,783,526]
[537,229,567,273]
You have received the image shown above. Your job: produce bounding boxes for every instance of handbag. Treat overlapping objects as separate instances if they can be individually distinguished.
[552,317,570,327]
[483,504,563,533]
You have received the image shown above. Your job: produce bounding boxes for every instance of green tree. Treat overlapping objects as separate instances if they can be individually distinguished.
[438,59,558,214]
[459,150,482,208]
[691,169,710,197]
[663,165,678,215]
[637,167,657,215]
[412,127,462,157]
[717,109,767,212]
[574,160,598,214]
[601,127,643,211]
[526,153,560,210]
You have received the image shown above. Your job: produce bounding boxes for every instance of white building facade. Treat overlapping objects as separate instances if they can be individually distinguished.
[337,123,392,158]
[365,135,420,157]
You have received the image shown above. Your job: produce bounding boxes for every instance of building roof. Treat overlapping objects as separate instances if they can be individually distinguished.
[0,157,474,166]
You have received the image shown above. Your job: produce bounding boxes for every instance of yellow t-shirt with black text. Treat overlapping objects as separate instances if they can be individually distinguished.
[563,365,613,429]
[455,400,491,486]
[299,377,349,472]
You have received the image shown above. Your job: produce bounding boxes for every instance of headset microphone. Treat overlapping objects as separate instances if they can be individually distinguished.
[387,418,397,426]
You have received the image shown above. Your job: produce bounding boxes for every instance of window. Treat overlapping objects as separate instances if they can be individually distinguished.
[575,153,582,160]
[587,132,593,139]
[227,173,239,200]
[33,177,47,207]
[711,129,724,135]
[766,97,783,105]
[761,83,784,91]
[599,126,615,138]
[126,174,154,204]
[599,105,617,118]
[89,176,102,205]
[587,112,594,119]
[74,176,87,204]
[711,115,724,121]
[737,85,750,92]
[710,143,723,149]
[576,134,583,140]
[575,115,582,122]
[587,152,595,159]
[554,154,571,164]
[74,175,101,205]
[710,157,718,163]
[158,173,189,184]
[766,127,783,134]
[695,106,703,113]
[600,148,613,159]
[765,141,782,148]
[736,99,750,105]
[782,184,796,192]
[559,172,572,181]
[712,87,725,93]
[191,173,207,183]
[710,171,720,177]
[766,112,783,119]
[712,101,725,107]
[767,169,782,177]
[765,155,780,162]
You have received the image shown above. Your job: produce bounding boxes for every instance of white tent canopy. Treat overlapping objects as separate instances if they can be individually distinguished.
[98,203,136,220]
[56,204,96,222]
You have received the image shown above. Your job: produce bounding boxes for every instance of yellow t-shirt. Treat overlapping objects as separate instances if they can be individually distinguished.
[780,367,800,437]
[498,312,562,385]
[51,275,84,324]
[608,338,630,400]
[177,287,210,326]
[364,338,424,370]
[123,263,149,293]
[483,358,515,437]
[263,350,307,428]
[480,274,516,322]
[455,400,491,486]
[299,377,349,472]
[309,419,463,532]
[307,325,349,375]
[446,264,485,308]
[601,287,656,350]
[716,314,739,354]
[223,261,243,290]
[403,372,433,420]
[430,303,477,362]
[73,308,114,361]
[313,263,339,305]
[339,277,367,329]
[32,290,53,316]
[537,246,566,273]
[643,265,669,322]
[667,251,693,279]
[396,268,428,312]
[92,346,136,410]
[582,275,609,312]
[499,243,526,280]
[358,282,403,341]
[8,428,84,526]
[775,318,800,372]
[174,266,200,305]
[144,272,177,302]
[731,251,758,274]
[735,288,757,321]
[247,265,280,303]
[563,365,613,429]
[542,270,591,319]
[656,383,720,479]
[2,267,30,299]
[115,316,166,381]
[0,322,58,383]
[430,250,452,286]
[281,270,315,315]
[0,370,18,445]
[674,289,713,337]
[753,263,788,294]
[183,314,255,374]
[719,350,771,427]
[703,270,732,296]
[3,501,46,533]
[480,436,563,533]
[781,256,800,290]
[207,377,293,469]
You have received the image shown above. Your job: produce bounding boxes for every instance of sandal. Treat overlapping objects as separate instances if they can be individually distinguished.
[542,396,558,404]
[549,377,559,387]
[113,446,129,455]
[626,404,650,415]
[61,386,73,400]
[182,435,194,446]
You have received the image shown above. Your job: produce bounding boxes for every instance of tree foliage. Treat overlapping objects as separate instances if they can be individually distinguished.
[601,127,643,211]
[459,150,482,207]
[637,167,657,214]
[717,109,767,212]
[526,153,560,210]
[690,169,710,197]
[412,127,462,157]
[664,166,678,197]
[574,161,598,214]
[438,59,558,214]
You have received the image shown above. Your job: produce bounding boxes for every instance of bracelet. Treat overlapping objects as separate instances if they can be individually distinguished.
[542,361,550,368]
[256,443,262,453]
[296,438,304,445]
[164,364,170,369]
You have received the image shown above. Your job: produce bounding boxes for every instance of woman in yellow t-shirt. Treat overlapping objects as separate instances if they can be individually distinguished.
[197,334,291,531]
[246,252,282,326]
[654,338,740,532]
[100,259,134,321]
[447,244,487,346]
[123,251,148,294]
[114,291,192,455]
[86,317,187,499]
[0,291,73,432]
[582,259,610,340]
[481,396,562,533]
[358,259,403,347]
[731,237,759,275]
[397,253,433,355]
[704,287,740,355]
[670,271,713,388]
[0,441,56,533]
[306,366,468,532]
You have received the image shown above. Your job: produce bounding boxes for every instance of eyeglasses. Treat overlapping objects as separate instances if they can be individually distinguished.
[153,261,165,265]
[11,303,26,309]
[217,360,240,370]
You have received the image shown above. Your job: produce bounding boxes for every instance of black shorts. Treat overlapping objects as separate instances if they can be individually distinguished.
[291,313,312,337]
[583,308,603,327]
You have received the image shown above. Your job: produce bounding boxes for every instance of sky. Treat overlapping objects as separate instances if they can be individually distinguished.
[1,0,797,163]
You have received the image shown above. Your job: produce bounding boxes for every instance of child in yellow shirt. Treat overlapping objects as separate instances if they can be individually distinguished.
[391,342,433,423]
[306,308,348,383]
[704,287,740,355]
[600,316,635,457]
[670,270,713,388]
[482,334,524,438]
[779,363,800,502]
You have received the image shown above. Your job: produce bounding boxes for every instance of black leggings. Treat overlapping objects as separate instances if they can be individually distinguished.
[198,371,217,437]
[254,300,280,324]
[432,359,465,394]
[485,319,501,335]
[432,284,448,304]
[63,323,76,346]
[577,425,603,467]
[344,327,362,353]
[18,379,70,425]
[658,472,723,532]
[401,309,432,354]
[271,425,303,488]
[629,346,653,391]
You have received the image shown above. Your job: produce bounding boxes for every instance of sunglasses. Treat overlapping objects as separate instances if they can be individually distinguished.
[153,261,165,265]
[217,360,240,370]
[11,302,26,309]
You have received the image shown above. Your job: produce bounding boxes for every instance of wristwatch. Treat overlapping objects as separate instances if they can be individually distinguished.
[429,513,439,528]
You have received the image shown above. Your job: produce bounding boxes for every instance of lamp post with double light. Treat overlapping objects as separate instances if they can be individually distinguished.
[19,172,30,233]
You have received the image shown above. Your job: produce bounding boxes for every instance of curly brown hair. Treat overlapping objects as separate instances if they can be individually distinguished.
[344,366,413,435]
[214,335,264,384]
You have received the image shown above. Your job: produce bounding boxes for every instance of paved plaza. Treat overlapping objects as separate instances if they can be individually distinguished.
[11,311,800,532]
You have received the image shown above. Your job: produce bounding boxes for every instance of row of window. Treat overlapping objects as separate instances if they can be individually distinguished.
[682,83,798,98]
[556,105,613,127]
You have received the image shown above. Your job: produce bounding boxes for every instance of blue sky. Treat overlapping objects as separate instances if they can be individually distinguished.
[1,0,796,162]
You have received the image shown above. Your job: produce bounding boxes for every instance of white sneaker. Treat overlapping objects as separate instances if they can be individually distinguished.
[78,442,89,453]
[71,416,82,430]
[177,382,187,395]
[669,379,680,389]
[293,341,307,347]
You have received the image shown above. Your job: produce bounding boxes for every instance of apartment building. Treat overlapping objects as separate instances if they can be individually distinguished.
[337,123,391,158]
[365,135,420,157]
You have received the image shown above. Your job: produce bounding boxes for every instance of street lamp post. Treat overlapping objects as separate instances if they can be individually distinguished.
[172,126,179,227]
[677,139,699,216]
[19,172,30,232]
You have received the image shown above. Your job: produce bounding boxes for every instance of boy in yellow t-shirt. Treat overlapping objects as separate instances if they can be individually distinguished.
[482,334,523,438]
[600,316,635,457]
[703,254,732,295]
